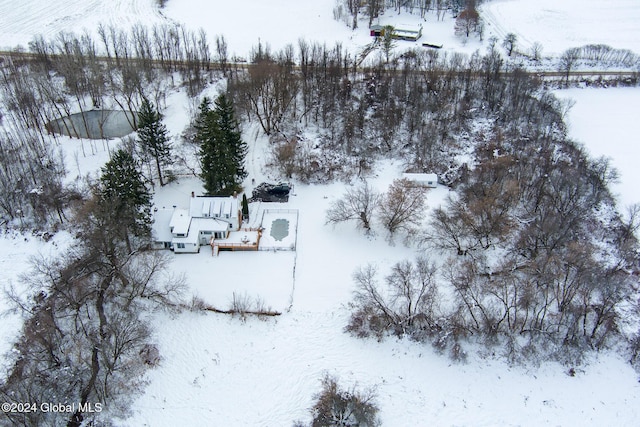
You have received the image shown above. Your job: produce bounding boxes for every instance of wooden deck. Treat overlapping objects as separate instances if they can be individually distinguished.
[210,228,262,256]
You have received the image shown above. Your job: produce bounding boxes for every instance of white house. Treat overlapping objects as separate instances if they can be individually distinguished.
[151,208,175,250]
[152,196,241,253]
[401,173,438,188]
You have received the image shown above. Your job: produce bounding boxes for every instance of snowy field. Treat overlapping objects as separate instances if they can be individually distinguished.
[3,0,640,59]
[0,0,165,50]
[556,87,640,209]
[129,161,640,426]
[128,310,640,427]
[173,249,295,313]
[1,0,640,426]
[481,0,640,55]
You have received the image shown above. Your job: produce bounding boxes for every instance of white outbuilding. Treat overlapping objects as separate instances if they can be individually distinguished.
[401,173,438,188]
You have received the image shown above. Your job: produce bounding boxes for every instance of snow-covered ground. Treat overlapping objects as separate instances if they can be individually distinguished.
[2,0,639,60]
[0,231,71,359]
[0,0,165,50]
[125,154,640,426]
[481,0,640,56]
[556,87,640,208]
[128,310,640,426]
[1,0,640,426]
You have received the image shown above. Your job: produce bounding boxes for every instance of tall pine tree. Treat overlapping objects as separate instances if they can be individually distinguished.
[98,149,152,250]
[195,94,247,196]
[137,98,172,186]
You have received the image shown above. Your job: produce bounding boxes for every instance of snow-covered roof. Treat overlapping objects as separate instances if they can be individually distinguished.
[189,196,238,219]
[169,209,191,235]
[394,23,422,32]
[191,217,230,233]
[171,233,199,245]
[152,209,175,242]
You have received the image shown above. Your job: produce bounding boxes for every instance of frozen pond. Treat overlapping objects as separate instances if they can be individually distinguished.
[47,110,137,139]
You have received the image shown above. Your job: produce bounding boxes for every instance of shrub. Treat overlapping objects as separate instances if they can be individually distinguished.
[309,375,380,427]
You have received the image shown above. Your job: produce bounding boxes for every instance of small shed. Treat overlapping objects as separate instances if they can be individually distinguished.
[371,24,423,41]
[402,173,438,188]
[392,24,423,41]
[370,24,385,37]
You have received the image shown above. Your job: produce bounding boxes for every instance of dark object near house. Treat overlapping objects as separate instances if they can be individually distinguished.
[422,43,443,49]
[250,182,292,202]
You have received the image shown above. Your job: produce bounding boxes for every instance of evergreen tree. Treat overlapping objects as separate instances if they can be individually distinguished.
[98,149,152,249]
[194,94,247,196]
[194,97,225,195]
[242,193,249,221]
[137,98,172,186]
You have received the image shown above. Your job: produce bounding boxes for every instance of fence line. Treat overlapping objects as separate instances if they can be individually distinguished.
[258,208,299,251]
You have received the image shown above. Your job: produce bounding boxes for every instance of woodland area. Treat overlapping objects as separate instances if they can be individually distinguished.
[223,35,640,365]
[333,0,469,28]
[0,12,639,424]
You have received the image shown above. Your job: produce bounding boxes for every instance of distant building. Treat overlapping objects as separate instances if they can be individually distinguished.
[402,173,438,188]
[370,24,423,41]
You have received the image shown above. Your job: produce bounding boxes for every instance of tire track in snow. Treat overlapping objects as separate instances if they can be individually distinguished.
[480,1,535,53]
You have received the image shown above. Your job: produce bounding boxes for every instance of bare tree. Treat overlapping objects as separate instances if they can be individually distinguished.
[215,34,229,75]
[347,257,439,339]
[309,375,380,427]
[425,199,478,255]
[502,33,517,57]
[559,47,580,86]
[530,41,543,62]
[232,50,299,136]
[325,180,380,232]
[378,178,426,239]
[455,2,481,39]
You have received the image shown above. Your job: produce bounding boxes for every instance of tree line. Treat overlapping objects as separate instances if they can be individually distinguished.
[0,19,638,374]
[0,147,184,426]
[0,24,250,425]
[0,22,234,228]
[226,38,568,184]
[334,0,468,29]
[206,35,639,364]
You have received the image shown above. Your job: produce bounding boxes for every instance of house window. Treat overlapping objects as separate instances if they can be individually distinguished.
[177,243,185,249]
